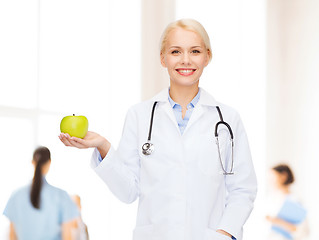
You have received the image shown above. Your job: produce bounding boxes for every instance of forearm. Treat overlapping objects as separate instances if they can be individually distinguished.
[92,107,140,203]
[97,139,111,159]
[269,217,297,232]
[90,146,140,204]
[61,221,75,240]
[217,229,233,238]
[218,116,257,238]
[9,223,17,240]
[217,185,256,239]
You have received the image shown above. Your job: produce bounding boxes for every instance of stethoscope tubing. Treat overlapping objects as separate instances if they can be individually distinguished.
[142,102,158,155]
[147,101,158,141]
[142,102,234,175]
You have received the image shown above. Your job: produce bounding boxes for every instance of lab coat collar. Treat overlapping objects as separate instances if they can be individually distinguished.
[150,88,170,103]
[198,88,218,107]
[149,87,219,135]
[150,87,219,107]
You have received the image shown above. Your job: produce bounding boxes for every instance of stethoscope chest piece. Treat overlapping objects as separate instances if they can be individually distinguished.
[142,142,154,155]
[142,101,158,156]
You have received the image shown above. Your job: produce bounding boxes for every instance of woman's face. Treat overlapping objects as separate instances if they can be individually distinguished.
[270,170,287,189]
[160,28,210,88]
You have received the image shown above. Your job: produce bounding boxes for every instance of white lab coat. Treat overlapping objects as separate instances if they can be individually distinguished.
[91,88,257,240]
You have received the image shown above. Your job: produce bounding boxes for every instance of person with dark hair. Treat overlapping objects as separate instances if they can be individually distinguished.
[272,164,295,187]
[3,146,79,240]
[266,164,309,240]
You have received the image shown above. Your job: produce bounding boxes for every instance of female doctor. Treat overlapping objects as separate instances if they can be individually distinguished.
[59,19,257,240]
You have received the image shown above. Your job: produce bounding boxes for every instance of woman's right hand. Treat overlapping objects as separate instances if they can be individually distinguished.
[59,131,111,157]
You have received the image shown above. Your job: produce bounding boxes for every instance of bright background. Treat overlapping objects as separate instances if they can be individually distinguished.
[0,0,318,239]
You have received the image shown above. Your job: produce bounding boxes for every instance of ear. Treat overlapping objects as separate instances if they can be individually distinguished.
[160,53,166,68]
[204,49,211,67]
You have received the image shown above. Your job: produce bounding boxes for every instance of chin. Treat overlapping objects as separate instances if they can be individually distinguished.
[171,78,199,87]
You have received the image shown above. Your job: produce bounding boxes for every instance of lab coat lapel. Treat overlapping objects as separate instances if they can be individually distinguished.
[184,88,218,134]
[161,101,181,133]
[150,88,181,134]
[183,104,205,133]
[149,87,218,135]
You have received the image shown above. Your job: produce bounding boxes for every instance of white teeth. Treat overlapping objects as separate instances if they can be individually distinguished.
[178,69,193,73]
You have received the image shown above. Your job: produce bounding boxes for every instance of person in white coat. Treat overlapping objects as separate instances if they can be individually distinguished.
[59,18,257,240]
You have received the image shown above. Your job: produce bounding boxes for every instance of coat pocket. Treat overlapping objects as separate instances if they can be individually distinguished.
[198,130,231,177]
[133,224,185,240]
[133,224,154,240]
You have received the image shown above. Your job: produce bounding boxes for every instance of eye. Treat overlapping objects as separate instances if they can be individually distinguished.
[192,49,201,54]
[171,50,180,54]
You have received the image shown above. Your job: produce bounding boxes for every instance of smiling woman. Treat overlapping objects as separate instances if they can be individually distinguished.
[160,27,210,107]
[59,18,257,240]
[160,22,211,77]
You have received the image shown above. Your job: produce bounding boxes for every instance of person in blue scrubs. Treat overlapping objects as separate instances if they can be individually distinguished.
[3,146,79,240]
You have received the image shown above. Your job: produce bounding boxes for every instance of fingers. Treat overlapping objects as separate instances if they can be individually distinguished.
[59,133,73,146]
[59,133,89,149]
[69,137,88,149]
[71,137,86,145]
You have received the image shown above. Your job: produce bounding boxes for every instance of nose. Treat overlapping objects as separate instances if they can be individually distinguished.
[181,52,191,65]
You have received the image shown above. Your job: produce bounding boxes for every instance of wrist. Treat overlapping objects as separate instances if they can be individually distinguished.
[97,139,111,159]
[216,229,232,238]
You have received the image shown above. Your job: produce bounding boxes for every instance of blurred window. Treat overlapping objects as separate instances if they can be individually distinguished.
[0,0,140,239]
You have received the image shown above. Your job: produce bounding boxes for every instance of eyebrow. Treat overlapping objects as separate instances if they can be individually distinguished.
[169,46,203,49]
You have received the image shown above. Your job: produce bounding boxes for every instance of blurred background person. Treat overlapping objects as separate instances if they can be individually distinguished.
[266,164,309,240]
[2,146,79,240]
[71,194,89,240]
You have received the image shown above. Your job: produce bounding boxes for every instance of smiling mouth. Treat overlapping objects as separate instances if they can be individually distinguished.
[176,69,196,76]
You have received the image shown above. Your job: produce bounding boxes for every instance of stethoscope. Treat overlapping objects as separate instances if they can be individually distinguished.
[141,102,158,156]
[142,101,235,175]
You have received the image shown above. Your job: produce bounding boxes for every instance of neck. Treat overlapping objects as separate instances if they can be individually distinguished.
[169,83,199,108]
[279,185,290,194]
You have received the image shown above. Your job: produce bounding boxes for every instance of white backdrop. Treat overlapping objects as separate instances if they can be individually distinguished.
[1,0,318,239]
[0,0,140,239]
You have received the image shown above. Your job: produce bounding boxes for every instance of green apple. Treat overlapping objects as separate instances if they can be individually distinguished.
[60,114,88,139]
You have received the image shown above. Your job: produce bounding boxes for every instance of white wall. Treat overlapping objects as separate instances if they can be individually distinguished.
[1,0,317,239]
[141,0,175,100]
[0,0,141,239]
[267,0,319,239]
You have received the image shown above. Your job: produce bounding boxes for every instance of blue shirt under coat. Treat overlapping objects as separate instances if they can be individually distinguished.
[168,89,200,135]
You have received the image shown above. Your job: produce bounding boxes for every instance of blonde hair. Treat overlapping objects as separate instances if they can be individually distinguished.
[160,19,212,62]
